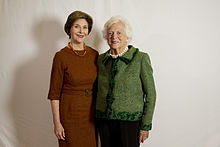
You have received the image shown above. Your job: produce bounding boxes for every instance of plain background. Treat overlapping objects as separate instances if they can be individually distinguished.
[0,0,220,147]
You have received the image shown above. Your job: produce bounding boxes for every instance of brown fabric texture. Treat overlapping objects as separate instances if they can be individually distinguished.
[48,45,98,147]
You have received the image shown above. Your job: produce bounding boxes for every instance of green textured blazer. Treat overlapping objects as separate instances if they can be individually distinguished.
[95,45,156,130]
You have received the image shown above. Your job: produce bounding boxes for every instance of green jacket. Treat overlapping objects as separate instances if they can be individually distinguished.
[95,45,156,130]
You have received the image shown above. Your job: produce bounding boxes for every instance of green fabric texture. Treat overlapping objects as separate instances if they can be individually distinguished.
[95,45,156,130]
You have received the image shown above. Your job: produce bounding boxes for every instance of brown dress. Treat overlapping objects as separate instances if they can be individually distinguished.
[48,44,98,147]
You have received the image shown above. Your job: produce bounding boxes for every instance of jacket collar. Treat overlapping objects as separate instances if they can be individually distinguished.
[102,45,139,66]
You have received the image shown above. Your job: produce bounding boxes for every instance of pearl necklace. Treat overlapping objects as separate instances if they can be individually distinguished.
[68,42,87,56]
[110,47,128,58]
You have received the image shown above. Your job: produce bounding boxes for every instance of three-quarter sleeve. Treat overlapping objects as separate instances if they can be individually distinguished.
[140,53,156,130]
[48,52,65,100]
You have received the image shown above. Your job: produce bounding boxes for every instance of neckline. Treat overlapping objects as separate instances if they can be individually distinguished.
[67,42,87,56]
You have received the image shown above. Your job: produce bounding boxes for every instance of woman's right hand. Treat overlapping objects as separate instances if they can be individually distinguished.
[54,122,65,140]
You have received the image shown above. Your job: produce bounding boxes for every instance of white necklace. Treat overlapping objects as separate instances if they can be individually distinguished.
[110,47,128,58]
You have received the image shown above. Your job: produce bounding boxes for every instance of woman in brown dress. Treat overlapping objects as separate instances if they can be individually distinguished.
[48,11,98,147]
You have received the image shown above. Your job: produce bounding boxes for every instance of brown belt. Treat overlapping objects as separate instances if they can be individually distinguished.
[62,89,92,97]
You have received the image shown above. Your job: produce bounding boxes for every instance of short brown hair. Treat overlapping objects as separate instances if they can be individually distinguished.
[64,11,93,39]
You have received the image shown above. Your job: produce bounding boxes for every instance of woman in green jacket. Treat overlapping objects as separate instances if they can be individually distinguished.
[95,15,157,147]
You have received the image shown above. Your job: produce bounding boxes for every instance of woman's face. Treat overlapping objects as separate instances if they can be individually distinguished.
[70,19,89,44]
[107,22,128,51]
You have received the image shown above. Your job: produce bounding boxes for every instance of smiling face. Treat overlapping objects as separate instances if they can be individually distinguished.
[70,18,89,44]
[107,22,128,53]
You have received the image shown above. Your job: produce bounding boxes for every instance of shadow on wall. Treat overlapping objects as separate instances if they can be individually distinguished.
[85,25,103,53]
[9,18,66,147]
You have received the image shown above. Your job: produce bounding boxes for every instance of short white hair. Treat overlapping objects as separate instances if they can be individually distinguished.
[102,15,133,44]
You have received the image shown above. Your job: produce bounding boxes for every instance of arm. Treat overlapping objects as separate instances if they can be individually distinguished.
[139,53,156,142]
[50,100,65,140]
[48,52,65,140]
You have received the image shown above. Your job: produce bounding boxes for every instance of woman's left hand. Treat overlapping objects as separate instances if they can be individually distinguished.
[139,130,149,143]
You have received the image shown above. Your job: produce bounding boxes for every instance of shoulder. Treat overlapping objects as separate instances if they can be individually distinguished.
[98,50,108,59]
[138,51,150,59]
[128,45,150,60]
[53,46,71,62]
[86,45,99,56]
[128,45,151,64]
[137,51,152,66]
[97,51,110,64]
[53,46,72,63]
[98,52,106,59]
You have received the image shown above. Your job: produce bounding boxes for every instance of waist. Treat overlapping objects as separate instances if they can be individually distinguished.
[62,89,93,96]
